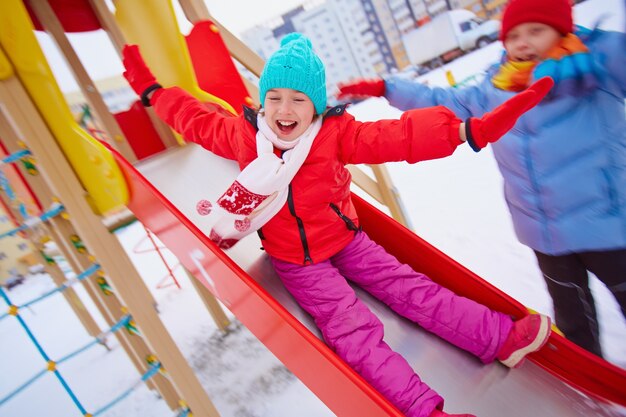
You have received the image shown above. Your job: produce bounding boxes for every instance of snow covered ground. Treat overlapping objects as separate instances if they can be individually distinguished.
[0,226,334,417]
[0,0,624,416]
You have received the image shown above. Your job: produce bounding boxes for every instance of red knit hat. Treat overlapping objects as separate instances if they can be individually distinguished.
[500,0,574,40]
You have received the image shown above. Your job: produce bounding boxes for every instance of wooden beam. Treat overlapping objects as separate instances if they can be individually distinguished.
[347,165,385,204]
[89,0,180,150]
[87,0,127,53]
[26,0,138,163]
[178,0,261,104]
[186,267,231,332]
[178,0,265,77]
[370,165,410,228]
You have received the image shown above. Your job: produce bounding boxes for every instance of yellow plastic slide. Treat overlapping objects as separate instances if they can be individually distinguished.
[113,0,236,115]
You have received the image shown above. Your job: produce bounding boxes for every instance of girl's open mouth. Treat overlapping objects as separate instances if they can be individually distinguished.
[276,120,297,134]
[513,54,539,62]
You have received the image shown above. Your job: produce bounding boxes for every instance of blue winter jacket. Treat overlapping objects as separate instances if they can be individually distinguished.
[385,29,626,256]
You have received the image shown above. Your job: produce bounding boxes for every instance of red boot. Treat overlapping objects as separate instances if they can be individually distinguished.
[430,408,476,417]
[498,314,551,368]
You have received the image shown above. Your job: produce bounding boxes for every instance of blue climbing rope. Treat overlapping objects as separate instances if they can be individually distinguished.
[0,203,65,240]
[0,286,183,415]
[0,286,88,415]
[0,283,166,416]
[0,264,101,322]
[0,149,31,165]
[92,362,162,416]
[56,315,131,365]
[0,150,39,220]
[0,149,176,416]
[176,407,192,417]
[19,264,100,310]
[0,310,131,410]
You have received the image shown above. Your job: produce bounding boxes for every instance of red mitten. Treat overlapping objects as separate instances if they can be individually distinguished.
[336,78,385,101]
[121,45,162,107]
[466,77,554,151]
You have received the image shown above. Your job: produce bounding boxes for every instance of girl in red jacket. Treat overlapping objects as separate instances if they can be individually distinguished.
[122,33,552,417]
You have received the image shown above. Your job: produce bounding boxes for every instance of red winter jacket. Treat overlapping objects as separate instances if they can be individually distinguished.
[153,87,463,265]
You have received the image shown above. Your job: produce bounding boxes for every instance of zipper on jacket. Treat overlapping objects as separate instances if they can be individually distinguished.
[257,227,266,240]
[287,184,313,264]
[329,203,360,233]
[278,148,312,264]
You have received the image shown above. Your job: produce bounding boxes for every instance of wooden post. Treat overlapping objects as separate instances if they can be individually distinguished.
[177,0,260,105]
[88,0,180,150]
[178,0,264,94]
[26,0,138,163]
[346,165,411,227]
[0,76,220,416]
[369,165,411,229]
[185,268,231,332]
[86,0,127,54]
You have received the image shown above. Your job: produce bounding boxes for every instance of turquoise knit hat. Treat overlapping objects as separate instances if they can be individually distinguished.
[259,33,327,115]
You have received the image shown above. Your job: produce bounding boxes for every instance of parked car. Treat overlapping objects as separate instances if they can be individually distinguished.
[28,264,45,274]
[3,274,25,290]
[402,9,500,69]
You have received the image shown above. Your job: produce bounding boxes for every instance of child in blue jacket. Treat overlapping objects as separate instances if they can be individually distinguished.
[338,0,626,358]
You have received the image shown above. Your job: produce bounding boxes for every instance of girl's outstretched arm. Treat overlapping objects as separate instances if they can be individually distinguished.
[336,74,489,118]
[121,45,242,160]
[340,77,553,163]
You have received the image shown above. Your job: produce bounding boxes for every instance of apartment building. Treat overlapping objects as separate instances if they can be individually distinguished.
[242,0,508,90]
[0,207,37,283]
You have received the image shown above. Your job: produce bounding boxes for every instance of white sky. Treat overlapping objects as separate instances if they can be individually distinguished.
[38,0,312,93]
[200,0,312,35]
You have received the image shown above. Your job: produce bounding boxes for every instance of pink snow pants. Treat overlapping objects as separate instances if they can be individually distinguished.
[270,231,513,417]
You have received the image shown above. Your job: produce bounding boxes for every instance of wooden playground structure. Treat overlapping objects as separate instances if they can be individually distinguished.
[1,1,625,416]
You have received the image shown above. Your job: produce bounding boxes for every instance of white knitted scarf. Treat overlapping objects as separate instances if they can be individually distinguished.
[199,114,322,249]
